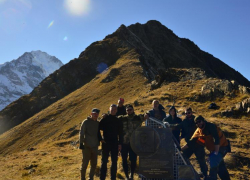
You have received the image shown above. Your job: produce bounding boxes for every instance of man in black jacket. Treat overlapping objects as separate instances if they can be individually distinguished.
[99,104,123,180]
[116,98,126,116]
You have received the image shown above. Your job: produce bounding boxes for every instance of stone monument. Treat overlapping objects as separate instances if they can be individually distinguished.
[130,117,199,180]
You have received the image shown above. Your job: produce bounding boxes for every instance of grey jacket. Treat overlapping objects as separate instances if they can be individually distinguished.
[79,117,102,148]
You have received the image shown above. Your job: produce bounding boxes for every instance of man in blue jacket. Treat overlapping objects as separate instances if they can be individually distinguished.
[148,100,166,121]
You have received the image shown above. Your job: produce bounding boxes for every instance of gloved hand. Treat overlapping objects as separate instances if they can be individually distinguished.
[79,144,85,150]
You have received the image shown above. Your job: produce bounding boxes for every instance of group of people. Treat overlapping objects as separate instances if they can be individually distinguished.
[79,98,147,180]
[79,98,231,180]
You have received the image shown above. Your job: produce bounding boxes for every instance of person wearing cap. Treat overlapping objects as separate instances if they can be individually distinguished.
[163,106,182,144]
[99,104,123,180]
[79,108,102,180]
[182,116,231,180]
[116,98,127,116]
[170,107,208,178]
[147,100,166,121]
[118,104,149,180]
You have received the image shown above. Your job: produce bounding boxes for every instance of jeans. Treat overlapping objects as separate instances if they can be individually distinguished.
[209,146,230,180]
[183,143,208,177]
[121,143,137,178]
[100,142,118,180]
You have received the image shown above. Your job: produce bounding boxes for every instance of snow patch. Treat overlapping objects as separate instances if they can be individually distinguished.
[0,51,63,111]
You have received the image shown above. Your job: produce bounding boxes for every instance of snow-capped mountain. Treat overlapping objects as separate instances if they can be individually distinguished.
[0,50,63,111]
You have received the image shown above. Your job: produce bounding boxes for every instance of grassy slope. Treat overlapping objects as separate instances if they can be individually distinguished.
[0,53,250,179]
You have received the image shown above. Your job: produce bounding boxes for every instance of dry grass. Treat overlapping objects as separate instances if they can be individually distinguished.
[0,54,250,179]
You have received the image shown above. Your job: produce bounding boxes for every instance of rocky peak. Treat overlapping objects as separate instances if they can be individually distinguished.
[1,20,250,135]
[0,51,63,111]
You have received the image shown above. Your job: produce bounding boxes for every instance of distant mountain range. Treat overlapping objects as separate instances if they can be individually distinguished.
[0,50,63,110]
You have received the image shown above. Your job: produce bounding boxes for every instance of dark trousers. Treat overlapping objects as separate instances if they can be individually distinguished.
[183,144,208,177]
[209,146,230,180]
[100,143,118,180]
[121,143,137,178]
[81,147,98,180]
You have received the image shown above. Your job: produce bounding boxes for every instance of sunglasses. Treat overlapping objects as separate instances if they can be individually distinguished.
[185,112,192,114]
[126,108,133,111]
[195,121,202,124]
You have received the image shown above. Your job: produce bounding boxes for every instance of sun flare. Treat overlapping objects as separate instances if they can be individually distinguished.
[48,20,54,28]
[64,0,91,16]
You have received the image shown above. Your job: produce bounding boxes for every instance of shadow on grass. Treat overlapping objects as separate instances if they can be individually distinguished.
[225,153,250,169]
[223,131,237,139]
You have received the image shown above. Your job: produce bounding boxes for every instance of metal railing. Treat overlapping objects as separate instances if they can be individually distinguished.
[139,117,191,180]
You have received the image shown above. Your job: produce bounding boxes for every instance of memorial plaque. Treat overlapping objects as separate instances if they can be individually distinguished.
[135,130,155,153]
[130,126,160,157]
[131,127,175,179]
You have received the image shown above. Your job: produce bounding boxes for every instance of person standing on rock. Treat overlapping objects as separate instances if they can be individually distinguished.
[182,115,231,180]
[116,98,127,116]
[99,104,123,180]
[163,106,182,144]
[147,100,166,121]
[118,104,149,180]
[79,108,102,180]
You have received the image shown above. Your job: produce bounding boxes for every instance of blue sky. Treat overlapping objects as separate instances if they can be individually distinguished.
[1,0,250,80]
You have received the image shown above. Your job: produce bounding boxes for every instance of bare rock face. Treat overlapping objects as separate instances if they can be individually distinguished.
[217,98,250,118]
[150,68,207,90]
[197,80,234,101]
[235,98,250,113]
[238,85,250,94]
[242,98,250,112]
[235,102,244,111]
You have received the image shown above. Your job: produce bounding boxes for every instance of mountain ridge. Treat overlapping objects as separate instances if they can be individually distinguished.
[0,20,249,135]
[0,50,63,111]
[0,20,250,180]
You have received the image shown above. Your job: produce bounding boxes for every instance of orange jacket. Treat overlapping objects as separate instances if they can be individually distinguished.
[191,122,228,152]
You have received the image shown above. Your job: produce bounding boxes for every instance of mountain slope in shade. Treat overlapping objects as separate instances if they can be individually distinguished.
[0,20,249,135]
[0,50,63,110]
